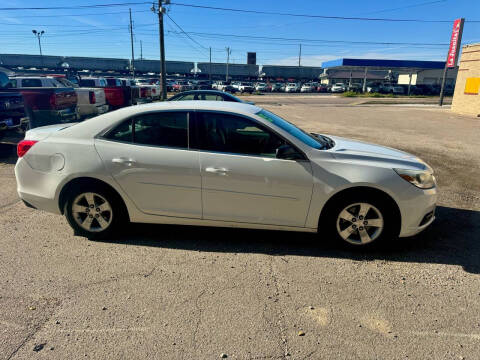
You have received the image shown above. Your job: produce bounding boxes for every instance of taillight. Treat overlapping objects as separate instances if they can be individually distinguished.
[49,93,57,108]
[140,88,147,97]
[89,91,96,104]
[17,140,38,157]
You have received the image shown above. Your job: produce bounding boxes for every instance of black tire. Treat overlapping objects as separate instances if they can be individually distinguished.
[321,193,398,248]
[64,183,127,240]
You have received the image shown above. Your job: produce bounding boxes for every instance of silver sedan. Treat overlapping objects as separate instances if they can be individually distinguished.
[15,101,437,246]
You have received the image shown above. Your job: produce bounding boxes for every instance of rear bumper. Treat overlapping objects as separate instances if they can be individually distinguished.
[15,158,64,215]
[78,104,108,117]
[30,108,77,128]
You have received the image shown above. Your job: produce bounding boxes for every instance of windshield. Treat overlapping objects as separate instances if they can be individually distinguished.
[256,109,330,150]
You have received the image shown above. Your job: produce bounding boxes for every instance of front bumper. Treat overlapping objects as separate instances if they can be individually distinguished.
[398,186,437,237]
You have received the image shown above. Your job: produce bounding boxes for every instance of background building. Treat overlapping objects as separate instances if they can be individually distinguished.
[451,43,480,117]
[321,58,455,90]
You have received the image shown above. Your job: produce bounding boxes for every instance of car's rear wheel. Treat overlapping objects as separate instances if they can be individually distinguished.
[323,194,397,247]
[64,184,126,239]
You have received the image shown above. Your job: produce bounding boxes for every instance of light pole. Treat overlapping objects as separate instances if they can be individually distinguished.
[32,30,45,65]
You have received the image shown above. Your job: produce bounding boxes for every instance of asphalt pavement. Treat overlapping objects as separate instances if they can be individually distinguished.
[0,97,478,359]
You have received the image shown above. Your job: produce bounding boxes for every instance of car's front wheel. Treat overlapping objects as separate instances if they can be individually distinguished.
[323,194,397,247]
[64,184,126,239]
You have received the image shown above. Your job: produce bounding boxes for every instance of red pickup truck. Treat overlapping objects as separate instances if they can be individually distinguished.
[79,77,126,110]
[9,76,78,128]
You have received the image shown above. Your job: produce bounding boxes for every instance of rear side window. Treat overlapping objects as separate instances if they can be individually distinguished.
[134,112,188,148]
[204,94,223,101]
[80,79,95,87]
[104,112,188,149]
[21,79,42,87]
[105,120,133,142]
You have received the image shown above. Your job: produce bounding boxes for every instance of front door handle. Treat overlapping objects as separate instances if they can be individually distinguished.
[112,157,136,166]
[205,167,230,175]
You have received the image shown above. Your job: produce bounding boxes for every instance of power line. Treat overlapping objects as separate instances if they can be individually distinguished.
[366,0,447,15]
[0,2,151,11]
[164,18,208,58]
[170,2,479,23]
[164,13,208,51]
[10,9,152,18]
[165,30,450,47]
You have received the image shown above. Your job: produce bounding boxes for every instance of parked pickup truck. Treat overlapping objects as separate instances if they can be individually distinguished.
[79,77,126,110]
[0,71,29,137]
[52,76,108,119]
[117,78,142,105]
[9,76,78,128]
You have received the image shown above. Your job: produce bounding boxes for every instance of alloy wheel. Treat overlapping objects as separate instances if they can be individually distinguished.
[71,192,113,233]
[335,202,384,245]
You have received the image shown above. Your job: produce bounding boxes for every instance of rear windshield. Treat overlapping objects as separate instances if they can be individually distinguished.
[256,109,327,150]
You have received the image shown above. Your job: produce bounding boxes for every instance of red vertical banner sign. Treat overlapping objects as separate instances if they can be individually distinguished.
[439,18,465,105]
[446,18,464,68]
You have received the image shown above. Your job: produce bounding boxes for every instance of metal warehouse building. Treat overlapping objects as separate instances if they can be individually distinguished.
[321,58,458,90]
[261,65,323,80]
[197,63,259,79]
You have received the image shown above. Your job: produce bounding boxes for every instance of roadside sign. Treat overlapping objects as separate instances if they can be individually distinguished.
[439,18,465,106]
[446,18,465,68]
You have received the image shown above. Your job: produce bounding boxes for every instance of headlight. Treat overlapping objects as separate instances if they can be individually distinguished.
[394,168,436,189]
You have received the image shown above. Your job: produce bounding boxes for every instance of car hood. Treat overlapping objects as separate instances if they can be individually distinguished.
[325,135,430,171]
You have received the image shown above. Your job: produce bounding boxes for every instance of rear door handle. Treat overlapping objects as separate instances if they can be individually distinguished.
[205,167,230,175]
[112,157,136,166]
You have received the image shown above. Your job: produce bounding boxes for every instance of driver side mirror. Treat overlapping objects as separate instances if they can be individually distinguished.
[276,144,305,160]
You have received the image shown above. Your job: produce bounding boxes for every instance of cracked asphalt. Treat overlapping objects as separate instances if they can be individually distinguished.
[1,96,479,359]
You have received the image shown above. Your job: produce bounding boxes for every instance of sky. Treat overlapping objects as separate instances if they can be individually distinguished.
[1,0,479,66]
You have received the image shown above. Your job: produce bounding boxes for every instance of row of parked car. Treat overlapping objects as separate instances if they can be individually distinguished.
[329,82,455,95]
[164,78,456,96]
[0,71,164,137]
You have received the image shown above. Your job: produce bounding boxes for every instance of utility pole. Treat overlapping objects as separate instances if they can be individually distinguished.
[298,44,302,67]
[32,30,45,64]
[226,47,231,82]
[209,47,212,84]
[152,0,167,100]
[129,8,135,79]
[140,40,143,60]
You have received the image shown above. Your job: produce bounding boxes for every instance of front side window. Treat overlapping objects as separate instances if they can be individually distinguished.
[194,112,285,157]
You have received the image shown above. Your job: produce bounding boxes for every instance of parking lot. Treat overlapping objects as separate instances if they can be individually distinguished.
[1,96,479,359]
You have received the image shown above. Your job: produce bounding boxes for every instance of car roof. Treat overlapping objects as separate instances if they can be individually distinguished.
[135,100,260,113]
[175,90,224,94]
